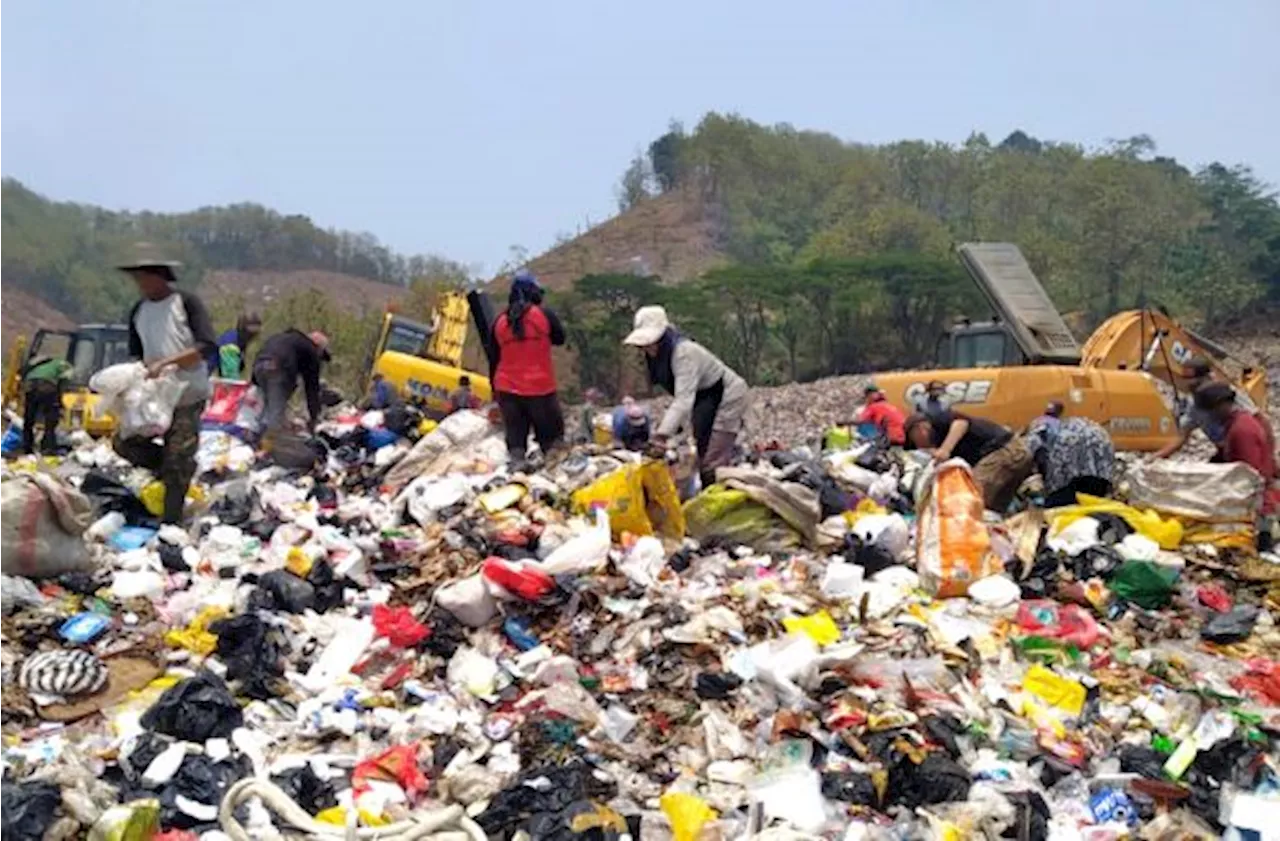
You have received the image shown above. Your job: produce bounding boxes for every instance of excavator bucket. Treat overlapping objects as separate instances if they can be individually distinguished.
[957,243,1082,365]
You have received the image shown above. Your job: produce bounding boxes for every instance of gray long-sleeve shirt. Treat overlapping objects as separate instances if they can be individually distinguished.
[657,340,749,437]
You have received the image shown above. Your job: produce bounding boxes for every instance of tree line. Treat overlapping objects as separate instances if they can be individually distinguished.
[1,178,465,323]
[619,115,1280,330]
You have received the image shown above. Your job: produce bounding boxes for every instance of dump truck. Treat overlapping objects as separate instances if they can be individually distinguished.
[870,243,1268,452]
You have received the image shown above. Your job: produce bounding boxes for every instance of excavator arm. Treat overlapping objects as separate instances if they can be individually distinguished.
[1081,309,1268,410]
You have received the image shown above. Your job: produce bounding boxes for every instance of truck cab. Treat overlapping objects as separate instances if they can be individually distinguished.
[935,318,1029,368]
[3,324,132,435]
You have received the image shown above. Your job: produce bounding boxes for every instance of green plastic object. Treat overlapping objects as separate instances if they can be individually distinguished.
[1109,561,1179,610]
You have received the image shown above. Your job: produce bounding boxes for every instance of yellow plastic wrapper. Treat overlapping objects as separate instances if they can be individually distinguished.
[684,487,802,553]
[479,483,528,514]
[316,806,348,825]
[88,798,160,841]
[1022,664,1086,716]
[572,463,685,540]
[285,546,315,577]
[843,496,887,528]
[163,606,228,655]
[660,792,717,841]
[783,610,841,647]
[1050,494,1183,549]
[140,480,206,518]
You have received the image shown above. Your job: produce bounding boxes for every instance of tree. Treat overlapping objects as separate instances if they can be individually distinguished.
[617,154,653,211]
[649,121,686,192]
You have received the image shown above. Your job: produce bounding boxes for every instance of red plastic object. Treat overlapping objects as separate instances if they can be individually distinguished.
[202,380,252,425]
[1015,600,1103,648]
[1197,584,1233,613]
[1230,659,1280,705]
[352,743,429,799]
[482,556,555,600]
[154,832,200,841]
[372,604,431,648]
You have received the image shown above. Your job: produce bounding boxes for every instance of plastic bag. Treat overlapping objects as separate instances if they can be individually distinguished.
[541,508,611,575]
[1051,495,1183,550]
[1,473,96,578]
[140,672,243,742]
[570,463,685,540]
[351,744,429,799]
[1,781,63,841]
[482,557,555,600]
[1015,600,1103,648]
[372,604,430,648]
[683,486,803,553]
[915,460,998,597]
[209,613,285,700]
[1022,664,1087,716]
[851,512,910,558]
[659,792,717,841]
[92,363,187,439]
[1110,560,1179,609]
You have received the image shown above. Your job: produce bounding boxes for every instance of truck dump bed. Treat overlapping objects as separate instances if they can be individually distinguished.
[956,243,1082,365]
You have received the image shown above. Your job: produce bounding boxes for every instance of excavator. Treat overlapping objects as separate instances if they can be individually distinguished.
[358,288,495,417]
[3,324,133,436]
[871,242,1268,452]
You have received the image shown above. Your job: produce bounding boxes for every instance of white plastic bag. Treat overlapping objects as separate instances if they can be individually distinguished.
[852,512,910,557]
[541,508,611,575]
[92,362,187,439]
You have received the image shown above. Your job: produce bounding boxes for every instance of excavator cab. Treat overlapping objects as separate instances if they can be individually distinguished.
[3,324,131,436]
[935,319,1029,368]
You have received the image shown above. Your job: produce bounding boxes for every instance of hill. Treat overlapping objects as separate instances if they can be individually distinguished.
[514,188,727,292]
[1,290,76,350]
[204,269,408,316]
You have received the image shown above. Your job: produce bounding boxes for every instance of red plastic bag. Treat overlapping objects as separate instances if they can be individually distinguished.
[1197,584,1233,613]
[352,743,428,799]
[1231,659,1280,705]
[1015,600,1103,648]
[482,556,555,600]
[372,604,431,648]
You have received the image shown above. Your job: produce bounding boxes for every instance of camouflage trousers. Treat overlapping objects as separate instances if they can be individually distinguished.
[113,401,204,524]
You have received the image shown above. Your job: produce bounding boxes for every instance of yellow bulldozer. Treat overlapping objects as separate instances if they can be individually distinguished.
[3,324,134,436]
[871,243,1268,451]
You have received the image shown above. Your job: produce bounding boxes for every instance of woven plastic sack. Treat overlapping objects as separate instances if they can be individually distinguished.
[915,459,998,597]
[1,473,96,579]
[683,486,802,552]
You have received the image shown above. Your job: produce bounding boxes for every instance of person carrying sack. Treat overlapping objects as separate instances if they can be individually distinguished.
[115,251,217,525]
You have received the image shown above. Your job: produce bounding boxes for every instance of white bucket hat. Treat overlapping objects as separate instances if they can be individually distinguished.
[623,305,671,346]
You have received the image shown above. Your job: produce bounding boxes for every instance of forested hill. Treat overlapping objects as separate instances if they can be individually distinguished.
[552,115,1280,394]
[0,178,465,323]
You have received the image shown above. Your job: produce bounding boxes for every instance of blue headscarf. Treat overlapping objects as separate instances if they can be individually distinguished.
[506,269,543,339]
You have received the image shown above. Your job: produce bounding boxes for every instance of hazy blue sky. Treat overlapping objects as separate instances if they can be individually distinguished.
[4,0,1277,275]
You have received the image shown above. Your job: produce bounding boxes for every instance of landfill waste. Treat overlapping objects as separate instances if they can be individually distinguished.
[2,400,1278,841]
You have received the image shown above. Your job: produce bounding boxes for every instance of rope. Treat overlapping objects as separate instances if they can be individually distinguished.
[218,778,487,841]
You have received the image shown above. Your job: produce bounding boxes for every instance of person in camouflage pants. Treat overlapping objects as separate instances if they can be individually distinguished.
[113,403,204,524]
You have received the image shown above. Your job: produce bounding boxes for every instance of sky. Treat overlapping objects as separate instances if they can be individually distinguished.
[4,0,1278,276]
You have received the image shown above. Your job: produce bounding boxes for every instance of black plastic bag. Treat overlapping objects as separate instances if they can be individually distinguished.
[1001,790,1050,841]
[209,491,256,527]
[306,560,345,614]
[477,764,617,837]
[821,771,880,806]
[1093,513,1134,545]
[1201,605,1259,644]
[210,613,284,699]
[1118,745,1165,779]
[158,542,188,573]
[1,781,62,841]
[888,752,970,808]
[695,671,743,700]
[254,570,316,614]
[140,672,243,742]
[844,534,897,576]
[81,471,156,527]
[271,765,338,815]
[122,731,172,782]
[1072,545,1123,580]
[159,754,250,831]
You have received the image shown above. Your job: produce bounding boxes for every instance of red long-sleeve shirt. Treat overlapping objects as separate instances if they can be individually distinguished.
[1222,410,1280,515]
[856,394,907,445]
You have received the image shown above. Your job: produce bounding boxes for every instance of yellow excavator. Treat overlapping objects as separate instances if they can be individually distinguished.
[358,288,494,417]
[3,324,133,436]
[871,243,1268,451]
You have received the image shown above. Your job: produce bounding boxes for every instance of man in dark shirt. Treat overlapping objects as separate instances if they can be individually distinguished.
[905,409,1033,511]
[252,330,330,435]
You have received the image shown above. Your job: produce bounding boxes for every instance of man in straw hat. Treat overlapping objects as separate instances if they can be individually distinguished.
[116,248,218,524]
[623,305,748,486]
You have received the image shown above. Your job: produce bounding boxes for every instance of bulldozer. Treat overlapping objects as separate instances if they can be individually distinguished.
[871,242,1268,452]
[3,324,133,436]
[358,288,495,416]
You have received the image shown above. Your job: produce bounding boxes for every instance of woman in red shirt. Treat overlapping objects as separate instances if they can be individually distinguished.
[855,384,907,445]
[491,270,566,462]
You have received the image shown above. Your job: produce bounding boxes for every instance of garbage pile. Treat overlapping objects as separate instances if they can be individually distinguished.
[2,406,1278,841]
